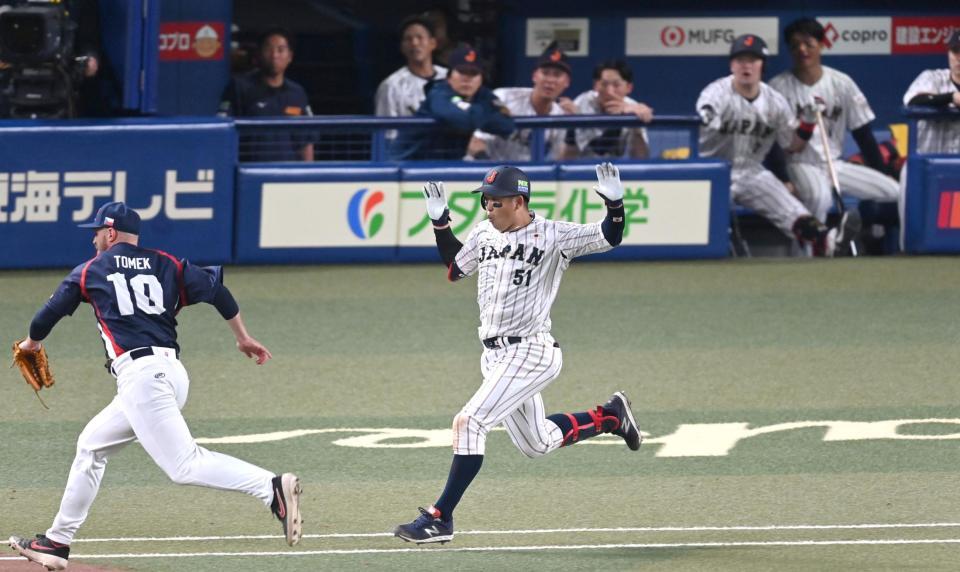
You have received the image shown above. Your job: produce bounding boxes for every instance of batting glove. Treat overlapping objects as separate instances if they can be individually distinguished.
[799,97,826,125]
[593,162,624,203]
[423,181,450,223]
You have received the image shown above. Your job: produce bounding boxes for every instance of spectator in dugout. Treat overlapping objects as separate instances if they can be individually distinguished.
[469,41,578,161]
[375,14,448,140]
[219,28,314,162]
[572,59,654,159]
[902,29,960,155]
[389,44,514,161]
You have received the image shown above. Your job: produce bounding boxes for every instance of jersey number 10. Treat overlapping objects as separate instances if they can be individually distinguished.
[106,272,167,315]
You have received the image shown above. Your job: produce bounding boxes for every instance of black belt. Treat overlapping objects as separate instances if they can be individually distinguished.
[482,336,560,350]
[105,347,177,374]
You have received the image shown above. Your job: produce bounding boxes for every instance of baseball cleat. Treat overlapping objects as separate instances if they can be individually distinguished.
[394,506,454,545]
[9,534,70,570]
[603,391,643,451]
[271,473,303,546]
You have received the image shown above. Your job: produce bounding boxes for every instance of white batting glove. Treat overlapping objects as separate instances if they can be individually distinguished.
[423,181,449,221]
[594,162,624,203]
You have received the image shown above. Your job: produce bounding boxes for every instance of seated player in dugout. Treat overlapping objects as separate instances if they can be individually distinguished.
[572,59,654,159]
[374,14,448,140]
[389,44,514,161]
[768,18,899,225]
[469,41,579,161]
[697,34,859,256]
[219,28,314,162]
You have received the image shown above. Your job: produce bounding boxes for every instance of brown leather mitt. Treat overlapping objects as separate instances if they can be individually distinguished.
[11,340,55,393]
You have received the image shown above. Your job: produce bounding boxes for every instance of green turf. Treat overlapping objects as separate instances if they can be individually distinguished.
[2,258,960,571]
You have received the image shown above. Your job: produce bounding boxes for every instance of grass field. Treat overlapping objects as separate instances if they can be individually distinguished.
[2,258,960,571]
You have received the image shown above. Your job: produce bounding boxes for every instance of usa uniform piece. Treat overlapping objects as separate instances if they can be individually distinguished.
[394,163,641,545]
[8,202,302,570]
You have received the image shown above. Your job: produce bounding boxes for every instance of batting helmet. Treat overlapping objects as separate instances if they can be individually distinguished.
[472,165,531,199]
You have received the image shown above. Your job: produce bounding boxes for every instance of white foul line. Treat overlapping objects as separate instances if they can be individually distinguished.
[62,522,960,543]
[3,538,960,561]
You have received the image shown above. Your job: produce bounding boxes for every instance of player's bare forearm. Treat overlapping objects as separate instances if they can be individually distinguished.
[628,130,649,159]
[301,144,314,162]
[226,313,272,365]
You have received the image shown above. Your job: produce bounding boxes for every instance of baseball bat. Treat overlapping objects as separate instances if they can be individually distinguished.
[814,105,859,256]
[813,105,844,216]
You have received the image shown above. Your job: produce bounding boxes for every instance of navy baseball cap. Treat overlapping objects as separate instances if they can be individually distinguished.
[730,34,769,59]
[536,41,571,75]
[948,29,960,50]
[448,44,482,74]
[472,165,531,198]
[78,201,141,234]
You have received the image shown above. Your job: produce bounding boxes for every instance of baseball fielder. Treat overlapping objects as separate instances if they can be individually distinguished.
[697,33,856,256]
[393,163,641,545]
[8,202,302,571]
[769,18,900,223]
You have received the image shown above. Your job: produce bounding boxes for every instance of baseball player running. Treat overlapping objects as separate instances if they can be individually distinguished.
[769,18,899,223]
[393,163,641,545]
[697,33,856,256]
[8,202,302,571]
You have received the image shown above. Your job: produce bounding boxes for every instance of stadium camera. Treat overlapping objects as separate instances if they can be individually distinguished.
[0,0,83,118]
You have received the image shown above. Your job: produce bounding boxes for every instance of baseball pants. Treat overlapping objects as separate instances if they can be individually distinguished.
[788,160,900,222]
[454,334,565,457]
[46,350,274,544]
[732,166,810,237]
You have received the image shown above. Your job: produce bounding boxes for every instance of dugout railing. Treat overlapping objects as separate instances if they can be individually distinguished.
[233,114,703,163]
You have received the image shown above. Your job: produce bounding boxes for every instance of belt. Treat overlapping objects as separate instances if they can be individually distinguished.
[482,336,560,350]
[107,346,178,376]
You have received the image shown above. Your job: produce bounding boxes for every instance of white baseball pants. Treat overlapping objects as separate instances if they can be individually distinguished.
[46,349,274,544]
[453,334,565,457]
[788,160,900,222]
[732,166,811,237]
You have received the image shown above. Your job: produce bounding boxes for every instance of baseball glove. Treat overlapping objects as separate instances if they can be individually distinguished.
[11,340,54,408]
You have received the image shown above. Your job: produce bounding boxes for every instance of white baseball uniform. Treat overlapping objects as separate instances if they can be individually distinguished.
[473,87,568,161]
[902,69,960,155]
[697,76,810,236]
[375,65,448,139]
[572,90,648,158]
[452,215,611,457]
[770,66,899,221]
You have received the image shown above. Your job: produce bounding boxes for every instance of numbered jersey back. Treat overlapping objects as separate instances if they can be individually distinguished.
[73,242,217,359]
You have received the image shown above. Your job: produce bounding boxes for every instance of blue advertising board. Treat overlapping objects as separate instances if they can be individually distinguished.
[904,156,960,254]
[0,119,236,268]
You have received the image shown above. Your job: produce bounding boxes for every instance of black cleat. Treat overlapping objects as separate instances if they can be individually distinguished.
[271,473,303,546]
[602,391,642,451]
[9,534,70,571]
[394,506,454,545]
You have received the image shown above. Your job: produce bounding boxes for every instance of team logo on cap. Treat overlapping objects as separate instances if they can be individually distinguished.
[485,170,498,183]
[745,36,755,46]
[104,217,115,226]
[550,50,562,61]
[347,188,385,240]
[465,50,477,62]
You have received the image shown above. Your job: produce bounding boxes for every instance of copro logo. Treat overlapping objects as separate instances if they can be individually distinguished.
[347,188,385,239]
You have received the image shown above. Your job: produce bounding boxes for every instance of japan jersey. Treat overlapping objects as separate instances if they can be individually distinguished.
[769,66,875,164]
[43,243,226,359]
[903,69,960,154]
[375,65,448,138]
[572,90,648,157]
[697,76,797,170]
[454,215,610,340]
[474,87,568,161]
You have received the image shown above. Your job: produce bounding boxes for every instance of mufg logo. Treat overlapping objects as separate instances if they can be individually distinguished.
[347,188,385,239]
